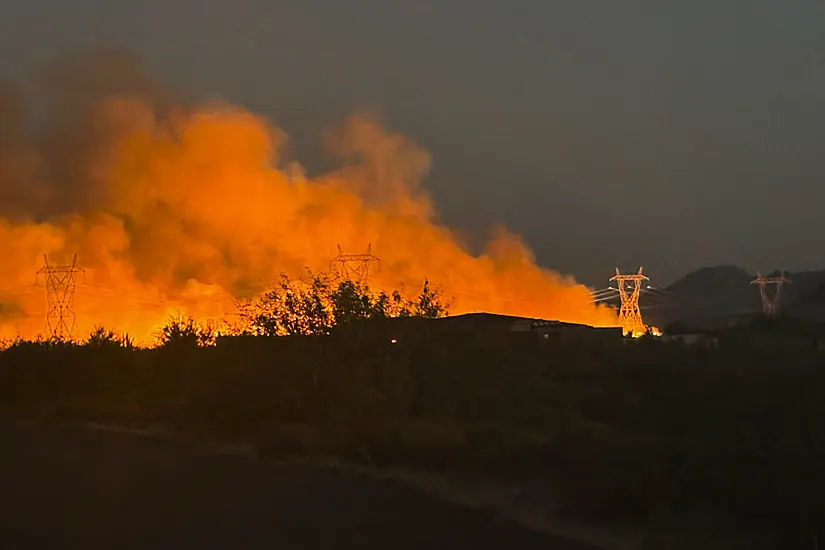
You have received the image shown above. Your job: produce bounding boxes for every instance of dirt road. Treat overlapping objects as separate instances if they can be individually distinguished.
[0,424,601,549]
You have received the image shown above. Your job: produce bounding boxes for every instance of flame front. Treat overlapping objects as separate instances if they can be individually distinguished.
[0,52,617,344]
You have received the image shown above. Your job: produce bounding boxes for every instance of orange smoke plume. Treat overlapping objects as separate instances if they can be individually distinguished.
[0,49,616,344]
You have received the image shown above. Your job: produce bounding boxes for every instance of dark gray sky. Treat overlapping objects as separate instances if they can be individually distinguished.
[1,0,824,286]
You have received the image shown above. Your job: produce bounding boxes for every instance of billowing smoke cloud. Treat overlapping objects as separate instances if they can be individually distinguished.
[0,48,617,343]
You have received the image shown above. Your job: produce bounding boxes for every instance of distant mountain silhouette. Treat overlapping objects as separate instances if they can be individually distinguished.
[632,265,825,329]
[787,276,825,321]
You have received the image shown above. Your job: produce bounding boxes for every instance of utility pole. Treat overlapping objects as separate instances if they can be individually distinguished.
[610,267,649,336]
[751,270,790,317]
[36,254,85,341]
[329,244,380,285]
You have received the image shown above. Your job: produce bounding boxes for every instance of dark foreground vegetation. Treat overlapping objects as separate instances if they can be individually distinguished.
[2,308,825,547]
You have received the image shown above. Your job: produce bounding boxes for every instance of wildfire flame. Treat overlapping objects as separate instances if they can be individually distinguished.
[628,326,662,338]
[0,49,618,345]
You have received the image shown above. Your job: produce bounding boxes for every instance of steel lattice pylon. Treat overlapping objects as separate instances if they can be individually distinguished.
[610,266,649,336]
[751,270,790,317]
[36,254,85,341]
[329,244,380,285]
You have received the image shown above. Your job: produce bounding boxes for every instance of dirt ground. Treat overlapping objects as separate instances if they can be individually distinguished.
[0,424,602,549]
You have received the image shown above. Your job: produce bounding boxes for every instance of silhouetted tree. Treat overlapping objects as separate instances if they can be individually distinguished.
[330,280,374,325]
[414,279,449,319]
[237,272,449,335]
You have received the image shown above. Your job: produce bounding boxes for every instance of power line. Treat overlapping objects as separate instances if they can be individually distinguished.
[35,254,85,340]
[610,267,649,336]
[3,258,630,335]
[329,244,380,285]
[750,270,790,317]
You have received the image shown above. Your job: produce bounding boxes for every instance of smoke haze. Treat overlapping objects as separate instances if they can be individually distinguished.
[0,48,616,343]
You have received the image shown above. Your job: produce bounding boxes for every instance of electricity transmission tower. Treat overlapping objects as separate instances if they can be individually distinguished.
[609,267,649,336]
[751,270,790,317]
[329,244,380,285]
[36,254,85,340]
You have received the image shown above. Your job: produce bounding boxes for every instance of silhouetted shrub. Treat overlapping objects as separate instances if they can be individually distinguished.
[156,315,217,348]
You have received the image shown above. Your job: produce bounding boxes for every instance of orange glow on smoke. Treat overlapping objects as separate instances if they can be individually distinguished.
[0,54,617,344]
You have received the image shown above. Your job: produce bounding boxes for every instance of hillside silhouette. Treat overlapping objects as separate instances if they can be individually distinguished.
[633,265,825,329]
